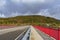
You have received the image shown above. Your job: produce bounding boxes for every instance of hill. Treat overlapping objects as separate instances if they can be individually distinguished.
[0,15,60,29]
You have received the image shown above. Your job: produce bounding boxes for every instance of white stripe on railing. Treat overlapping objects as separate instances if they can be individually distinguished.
[15,27,31,40]
[22,27,31,40]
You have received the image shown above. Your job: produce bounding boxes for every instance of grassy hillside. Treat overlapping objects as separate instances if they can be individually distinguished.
[0,15,60,29]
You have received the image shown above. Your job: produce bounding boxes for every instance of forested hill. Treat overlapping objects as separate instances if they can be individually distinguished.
[0,15,60,29]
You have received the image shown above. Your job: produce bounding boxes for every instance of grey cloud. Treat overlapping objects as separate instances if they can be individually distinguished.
[0,0,60,19]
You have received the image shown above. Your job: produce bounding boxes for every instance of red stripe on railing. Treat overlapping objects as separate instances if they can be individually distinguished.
[34,26,60,40]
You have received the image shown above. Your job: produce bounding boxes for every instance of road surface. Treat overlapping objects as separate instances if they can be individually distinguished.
[0,26,29,40]
[30,26,55,40]
[0,26,56,40]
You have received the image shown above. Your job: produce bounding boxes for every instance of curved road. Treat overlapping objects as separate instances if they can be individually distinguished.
[0,26,29,40]
[0,26,56,40]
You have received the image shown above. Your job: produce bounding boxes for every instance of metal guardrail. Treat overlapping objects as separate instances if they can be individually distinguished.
[21,27,31,40]
[15,27,31,40]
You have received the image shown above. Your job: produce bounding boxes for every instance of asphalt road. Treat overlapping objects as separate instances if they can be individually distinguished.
[0,27,28,40]
[0,26,56,40]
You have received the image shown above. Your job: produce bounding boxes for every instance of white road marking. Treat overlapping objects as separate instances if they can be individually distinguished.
[15,27,28,40]
[30,26,44,40]
[0,26,29,35]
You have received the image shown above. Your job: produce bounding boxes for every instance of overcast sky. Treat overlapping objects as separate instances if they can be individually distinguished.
[0,0,60,19]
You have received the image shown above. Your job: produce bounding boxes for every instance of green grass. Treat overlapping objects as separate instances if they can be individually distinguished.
[0,15,60,29]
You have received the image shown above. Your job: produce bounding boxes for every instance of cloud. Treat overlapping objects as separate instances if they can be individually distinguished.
[11,0,21,3]
[0,0,6,8]
[36,9,51,16]
[11,0,54,4]
[22,0,45,3]
[11,12,20,17]
[0,0,60,20]
[0,13,6,18]
[11,0,45,3]
[36,9,60,19]
[10,9,51,16]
